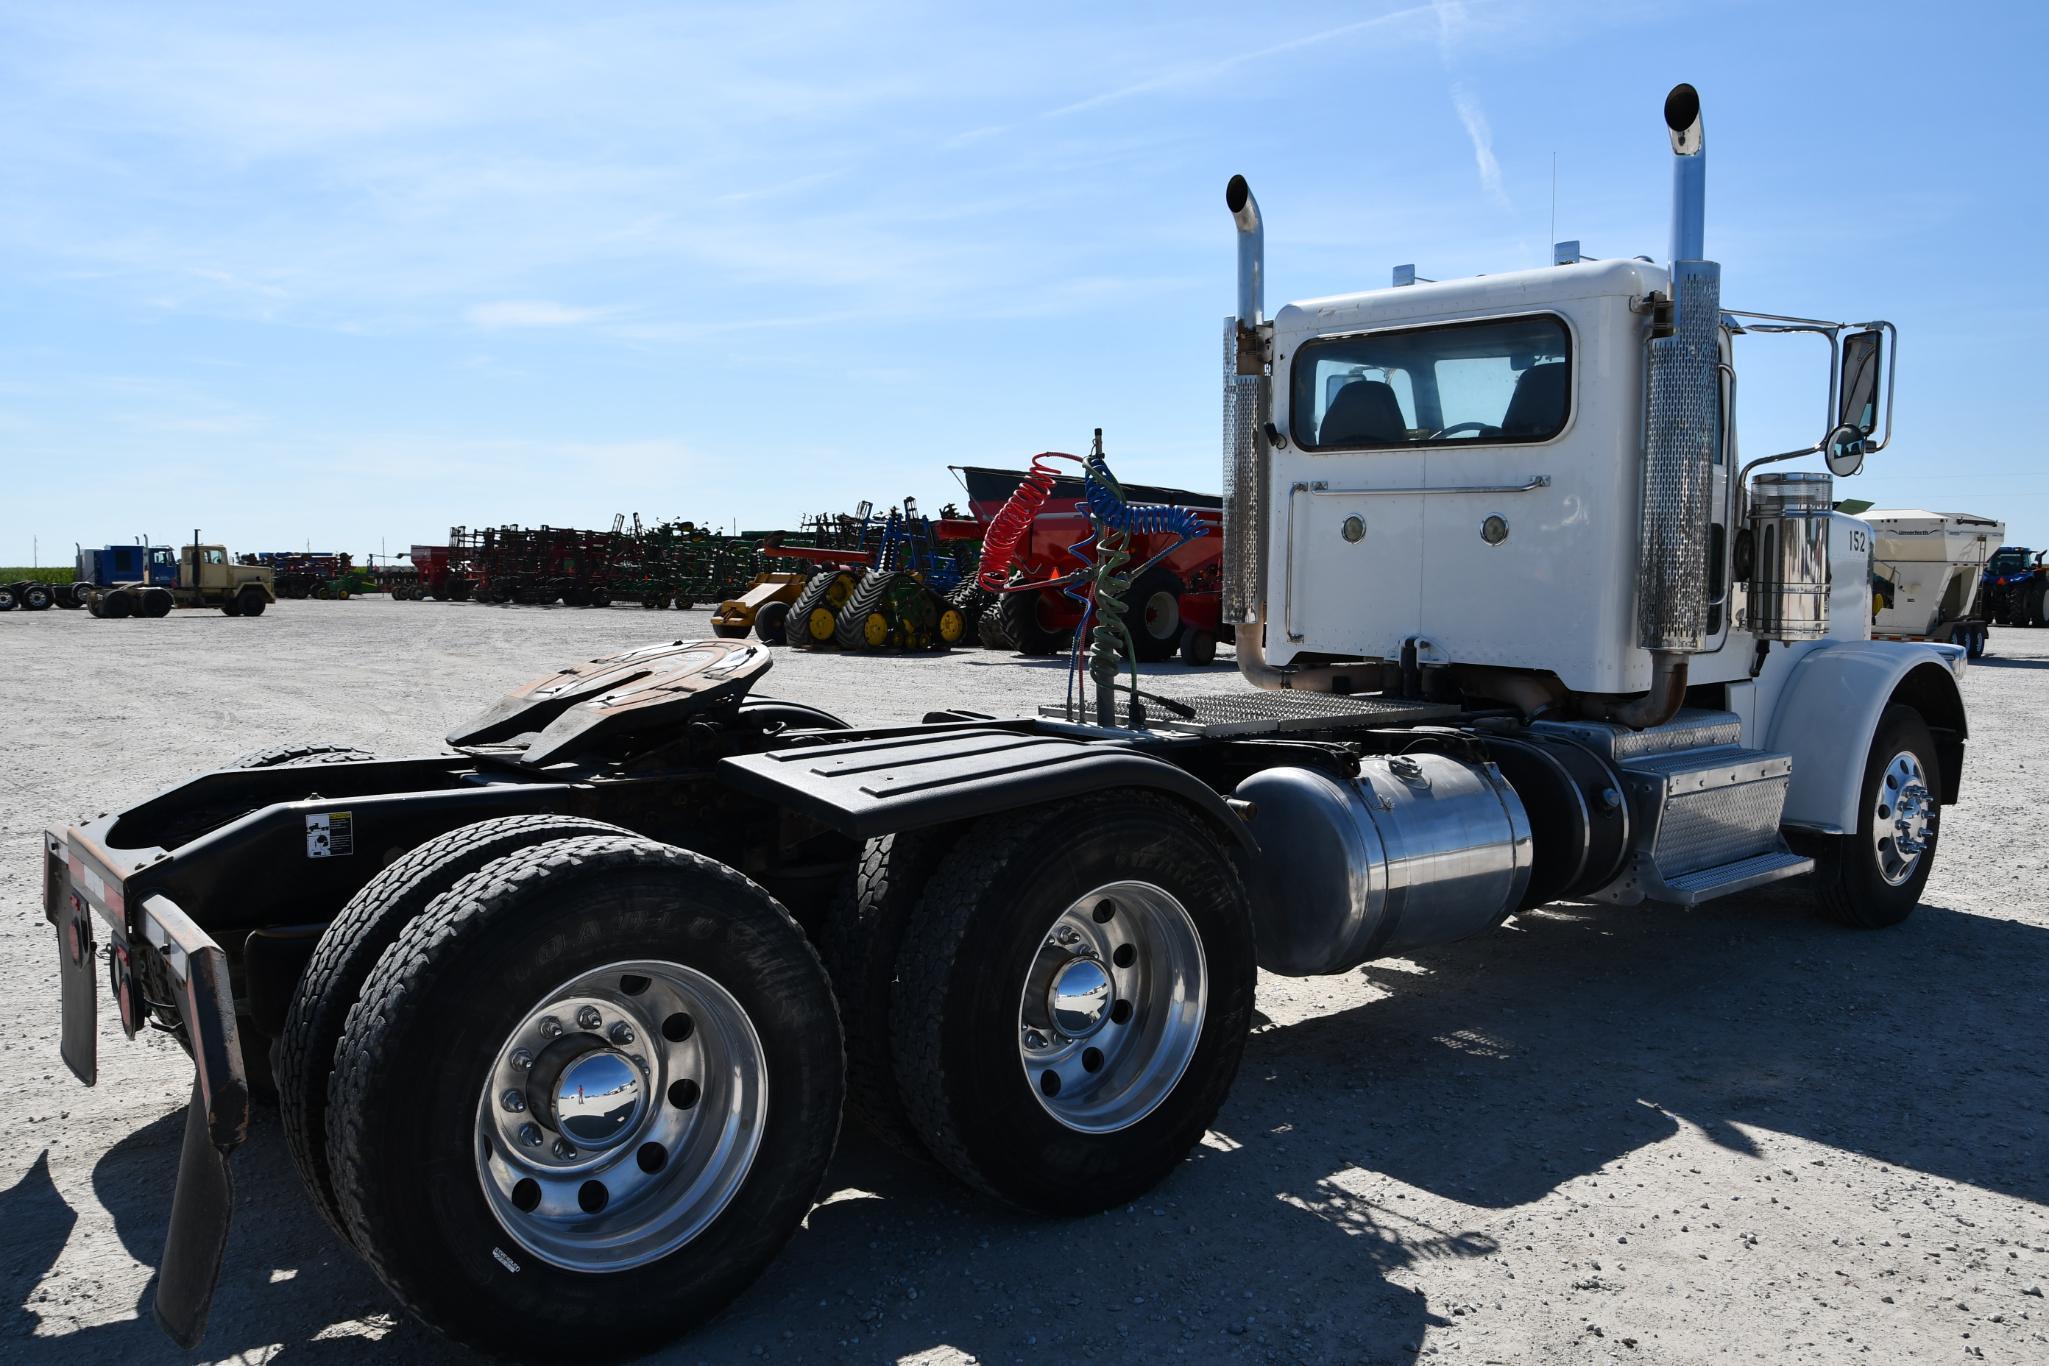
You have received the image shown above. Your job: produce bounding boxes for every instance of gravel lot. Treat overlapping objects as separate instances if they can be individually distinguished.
[3,599,2046,1364]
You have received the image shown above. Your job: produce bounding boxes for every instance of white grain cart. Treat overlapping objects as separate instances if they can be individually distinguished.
[1867,509,2002,657]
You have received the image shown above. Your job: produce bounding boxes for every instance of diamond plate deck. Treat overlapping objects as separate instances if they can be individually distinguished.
[1040,691,1458,737]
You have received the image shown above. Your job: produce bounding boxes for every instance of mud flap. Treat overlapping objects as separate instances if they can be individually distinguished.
[56,890,98,1086]
[155,1076,237,1349]
[138,894,250,1350]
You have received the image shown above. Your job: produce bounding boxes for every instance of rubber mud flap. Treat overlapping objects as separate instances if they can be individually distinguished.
[56,892,97,1086]
[154,1076,236,1350]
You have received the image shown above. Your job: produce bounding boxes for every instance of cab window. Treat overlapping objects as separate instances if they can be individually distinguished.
[1290,314,1571,450]
[204,549,226,565]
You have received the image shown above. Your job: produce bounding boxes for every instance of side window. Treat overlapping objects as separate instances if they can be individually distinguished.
[1290,315,1571,450]
[206,550,226,565]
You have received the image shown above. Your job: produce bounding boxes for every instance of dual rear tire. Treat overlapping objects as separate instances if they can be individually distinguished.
[289,821,841,1360]
[826,792,1257,1212]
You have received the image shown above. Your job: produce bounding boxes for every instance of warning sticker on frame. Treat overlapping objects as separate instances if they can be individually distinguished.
[306,811,355,858]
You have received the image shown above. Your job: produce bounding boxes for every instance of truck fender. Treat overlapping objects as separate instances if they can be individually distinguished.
[1765,642,1967,833]
[718,724,1257,851]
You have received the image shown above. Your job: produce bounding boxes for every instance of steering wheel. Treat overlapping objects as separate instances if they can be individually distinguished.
[1426,422,1499,441]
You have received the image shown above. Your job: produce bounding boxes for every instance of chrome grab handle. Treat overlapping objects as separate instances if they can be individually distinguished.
[1291,475,1551,497]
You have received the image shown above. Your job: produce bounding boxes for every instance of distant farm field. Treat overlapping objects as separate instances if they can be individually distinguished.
[0,567,69,583]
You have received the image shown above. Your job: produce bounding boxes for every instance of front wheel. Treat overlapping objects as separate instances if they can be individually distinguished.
[1806,704,1942,928]
[329,836,843,1359]
[889,792,1255,1213]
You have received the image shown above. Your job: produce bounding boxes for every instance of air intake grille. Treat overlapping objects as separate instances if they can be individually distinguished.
[1221,320,1267,625]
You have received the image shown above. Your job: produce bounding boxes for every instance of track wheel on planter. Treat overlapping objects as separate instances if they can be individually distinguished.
[889,791,1256,1212]
[278,814,629,1239]
[976,609,1013,650]
[836,570,915,650]
[753,599,791,644]
[710,619,750,639]
[786,570,859,648]
[641,589,670,610]
[933,590,967,649]
[820,831,953,1154]
[328,835,842,1360]
[997,580,1070,656]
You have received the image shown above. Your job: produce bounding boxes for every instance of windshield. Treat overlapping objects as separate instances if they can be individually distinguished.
[1988,548,2031,574]
[1290,314,1571,450]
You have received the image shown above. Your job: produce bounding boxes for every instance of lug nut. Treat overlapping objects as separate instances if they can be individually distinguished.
[538,1016,563,1039]
[577,1006,603,1031]
[501,1090,526,1113]
[510,1047,534,1071]
[518,1122,543,1148]
[1024,1029,1047,1049]
[609,1021,636,1046]
[552,1138,578,1160]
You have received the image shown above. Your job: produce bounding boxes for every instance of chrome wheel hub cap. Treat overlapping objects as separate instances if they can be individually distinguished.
[1017,881,1206,1134]
[1872,750,1935,886]
[477,959,767,1272]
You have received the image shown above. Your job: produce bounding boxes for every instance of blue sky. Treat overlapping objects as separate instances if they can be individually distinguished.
[3,0,2044,566]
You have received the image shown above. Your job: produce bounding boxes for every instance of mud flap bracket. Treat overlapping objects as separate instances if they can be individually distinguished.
[138,894,249,1349]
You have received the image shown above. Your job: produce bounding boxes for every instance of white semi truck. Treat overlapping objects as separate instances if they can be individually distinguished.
[40,85,1963,1359]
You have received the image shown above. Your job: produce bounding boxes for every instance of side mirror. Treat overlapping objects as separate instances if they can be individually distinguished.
[1824,423,1867,478]
[1838,329,1883,436]
[1825,328,1886,477]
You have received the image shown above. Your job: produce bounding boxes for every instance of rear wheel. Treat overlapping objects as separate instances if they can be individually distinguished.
[2027,581,2049,628]
[328,836,842,1360]
[820,831,951,1154]
[143,588,174,617]
[18,582,53,611]
[66,582,93,610]
[1179,627,1217,666]
[103,592,133,619]
[1128,569,1184,663]
[976,608,1014,650]
[1806,704,1942,928]
[889,793,1255,1212]
[279,814,629,1238]
[0,586,19,612]
[997,582,1071,656]
[753,599,791,644]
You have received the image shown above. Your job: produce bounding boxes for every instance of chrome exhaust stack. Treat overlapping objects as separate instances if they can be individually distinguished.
[1222,177,1363,692]
[1607,82,1720,729]
[1223,175,1267,633]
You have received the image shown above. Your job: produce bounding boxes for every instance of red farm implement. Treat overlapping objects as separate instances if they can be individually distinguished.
[954,461,1225,664]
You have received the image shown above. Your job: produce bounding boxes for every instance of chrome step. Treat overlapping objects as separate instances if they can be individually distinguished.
[1648,849,1813,906]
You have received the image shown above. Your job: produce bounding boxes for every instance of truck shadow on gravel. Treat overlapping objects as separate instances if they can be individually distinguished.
[8,893,2042,1363]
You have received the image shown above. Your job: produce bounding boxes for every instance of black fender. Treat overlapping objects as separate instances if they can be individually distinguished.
[717,723,1256,851]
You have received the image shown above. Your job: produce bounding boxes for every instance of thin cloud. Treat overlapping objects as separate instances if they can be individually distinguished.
[947,3,1439,148]
[1451,83,1509,208]
[467,299,624,330]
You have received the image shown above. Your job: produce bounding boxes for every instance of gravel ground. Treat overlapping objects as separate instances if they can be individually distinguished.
[2,599,2046,1365]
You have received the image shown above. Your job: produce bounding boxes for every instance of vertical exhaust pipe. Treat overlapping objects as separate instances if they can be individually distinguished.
[1227,174,1263,332]
[1223,176,1365,693]
[1665,83,1704,266]
[1596,82,1718,729]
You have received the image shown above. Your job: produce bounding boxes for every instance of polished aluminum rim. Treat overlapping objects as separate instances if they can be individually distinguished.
[1872,749,1934,886]
[1016,880,1206,1134]
[476,959,767,1273]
